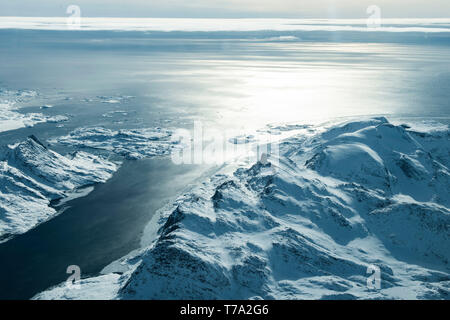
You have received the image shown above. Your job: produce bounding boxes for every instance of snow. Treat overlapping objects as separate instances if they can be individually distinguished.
[0,101,49,133]
[0,136,118,242]
[32,274,123,300]
[35,117,450,299]
[97,95,134,104]
[49,127,179,160]
[46,115,69,123]
[0,89,69,133]
[102,110,130,118]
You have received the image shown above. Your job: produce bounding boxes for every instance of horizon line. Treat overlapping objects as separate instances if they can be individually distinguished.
[2,16,450,20]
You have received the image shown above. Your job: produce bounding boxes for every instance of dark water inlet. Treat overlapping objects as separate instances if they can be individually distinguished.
[0,158,212,300]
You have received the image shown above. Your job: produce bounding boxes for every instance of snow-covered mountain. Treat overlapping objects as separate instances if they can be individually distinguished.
[0,136,117,242]
[34,117,450,299]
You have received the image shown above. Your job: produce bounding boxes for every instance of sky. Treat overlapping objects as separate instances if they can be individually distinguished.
[0,0,449,18]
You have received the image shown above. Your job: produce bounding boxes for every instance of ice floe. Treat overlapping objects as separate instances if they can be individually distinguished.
[97,95,134,104]
[0,89,69,133]
[49,127,179,160]
[35,117,450,299]
[102,110,131,118]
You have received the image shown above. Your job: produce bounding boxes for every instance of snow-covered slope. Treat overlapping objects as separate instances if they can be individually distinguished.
[34,117,450,300]
[0,136,117,242]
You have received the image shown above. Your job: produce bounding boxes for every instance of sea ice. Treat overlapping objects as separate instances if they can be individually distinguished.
[49,127,179,160]
[0,89,69,133]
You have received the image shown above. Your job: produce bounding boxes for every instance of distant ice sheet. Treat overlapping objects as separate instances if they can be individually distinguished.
[1,17,450,33]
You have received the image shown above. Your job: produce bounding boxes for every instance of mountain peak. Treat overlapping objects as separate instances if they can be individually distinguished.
[27,134,47,149]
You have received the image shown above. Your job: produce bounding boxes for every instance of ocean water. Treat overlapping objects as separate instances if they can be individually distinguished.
[0,19,449,299]
[0,21,449,144]
[0,158,213,300]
